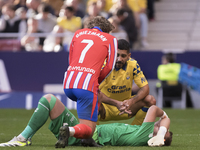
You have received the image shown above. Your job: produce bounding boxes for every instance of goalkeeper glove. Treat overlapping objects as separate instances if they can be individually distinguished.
[148,126,167,147]
[148,135,164,147]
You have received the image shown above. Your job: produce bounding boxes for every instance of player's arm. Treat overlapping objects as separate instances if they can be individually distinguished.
[122,84,149,114]
[98,91,124,110]
[131,84,149,103]
[98,38,117,84]
[68,35,76,64]
[145,105,171,147]
[122,61,150,114]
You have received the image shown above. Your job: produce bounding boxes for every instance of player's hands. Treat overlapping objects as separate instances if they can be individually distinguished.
[116,101,126,112]
[119,99,133,115]
[147,135,165,147]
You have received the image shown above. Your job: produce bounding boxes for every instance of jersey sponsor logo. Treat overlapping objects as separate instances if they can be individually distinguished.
[68,66,95,74]
[107,85,131,93]
[75,30,107,41]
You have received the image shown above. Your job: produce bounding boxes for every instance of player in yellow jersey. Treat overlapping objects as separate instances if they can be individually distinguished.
[98,39,156,125]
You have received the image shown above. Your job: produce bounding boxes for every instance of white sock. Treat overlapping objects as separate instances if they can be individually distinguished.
[69,127,75,137]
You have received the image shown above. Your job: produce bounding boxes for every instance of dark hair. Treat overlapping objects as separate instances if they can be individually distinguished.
[65,6,74,12]
[164,53,176,63]
[86,16,115,33]
[118,39,130,53]
[164,131,173,146]
[116,8,127,17]
[38,3,51,13]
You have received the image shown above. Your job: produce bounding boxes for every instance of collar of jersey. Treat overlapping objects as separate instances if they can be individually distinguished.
[92,26,103,32]
[115,63,127,71]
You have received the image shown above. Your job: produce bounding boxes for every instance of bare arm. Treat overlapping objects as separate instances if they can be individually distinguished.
[143,105,163,122]
[122,84,149,114]
[144,105,170,132]
[98,91,124,110]
[146,105,171,147]
[130,84,149,103]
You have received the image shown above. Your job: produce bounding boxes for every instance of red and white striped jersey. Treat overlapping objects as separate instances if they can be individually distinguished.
[63,28,117,94]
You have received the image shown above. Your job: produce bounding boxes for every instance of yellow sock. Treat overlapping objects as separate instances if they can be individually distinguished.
[131,107,148,125]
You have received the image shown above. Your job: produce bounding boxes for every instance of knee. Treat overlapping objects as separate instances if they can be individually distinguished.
[145,95,156,106]
[43,94,54,103]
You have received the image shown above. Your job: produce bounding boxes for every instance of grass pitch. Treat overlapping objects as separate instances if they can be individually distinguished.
[0,108,200,150]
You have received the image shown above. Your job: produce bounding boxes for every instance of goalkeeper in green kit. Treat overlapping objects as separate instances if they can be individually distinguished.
[0,94,172,147]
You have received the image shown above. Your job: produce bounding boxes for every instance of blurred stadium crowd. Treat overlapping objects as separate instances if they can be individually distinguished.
[0,0,157,52]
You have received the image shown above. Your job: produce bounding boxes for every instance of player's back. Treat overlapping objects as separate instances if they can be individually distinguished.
[64,28,117,93]
[69,28,112,71]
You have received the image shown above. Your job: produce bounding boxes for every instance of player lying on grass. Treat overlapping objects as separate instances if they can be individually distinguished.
[0,94,172,147]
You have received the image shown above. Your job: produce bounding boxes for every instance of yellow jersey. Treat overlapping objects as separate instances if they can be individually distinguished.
[100,58,148,101]
[57,16,82,32]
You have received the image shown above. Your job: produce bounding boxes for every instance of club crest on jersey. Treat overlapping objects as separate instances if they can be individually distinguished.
[112,76,115,80]
[126,72,130,80]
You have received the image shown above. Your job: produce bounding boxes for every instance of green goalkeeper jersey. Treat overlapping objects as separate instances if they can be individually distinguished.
[93,122,154,146]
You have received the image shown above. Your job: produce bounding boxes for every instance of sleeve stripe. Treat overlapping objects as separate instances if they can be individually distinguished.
[112,38,117,70]
[101,38,117,83]
[108,44,111,63]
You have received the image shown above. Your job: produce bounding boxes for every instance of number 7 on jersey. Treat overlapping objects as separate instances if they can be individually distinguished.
[78,39,94,63]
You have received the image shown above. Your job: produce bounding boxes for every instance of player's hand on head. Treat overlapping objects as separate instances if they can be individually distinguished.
[147,135,165,147]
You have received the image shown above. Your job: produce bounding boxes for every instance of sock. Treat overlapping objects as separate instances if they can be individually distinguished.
[19,97,50,140]
[69,127,75,136]
[131,107,148,125]
[73,124,92,139]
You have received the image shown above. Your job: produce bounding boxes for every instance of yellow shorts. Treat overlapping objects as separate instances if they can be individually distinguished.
[98,103,133,121]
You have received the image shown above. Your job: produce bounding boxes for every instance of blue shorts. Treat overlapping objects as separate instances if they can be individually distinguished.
[64,89,98,122]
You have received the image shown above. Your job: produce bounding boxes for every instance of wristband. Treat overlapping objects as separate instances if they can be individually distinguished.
[160,111,168,119]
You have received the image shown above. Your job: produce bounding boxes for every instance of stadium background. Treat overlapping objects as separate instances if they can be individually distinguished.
[0,1,200,110]
[0,0,200,149]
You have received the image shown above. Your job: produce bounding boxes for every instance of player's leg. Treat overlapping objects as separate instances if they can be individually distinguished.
[131,95,156,125]
[0,94,65,147]
[56,89,98,148]
[18,94,65,140]
[98,103,131,121]
[69,89,98,138]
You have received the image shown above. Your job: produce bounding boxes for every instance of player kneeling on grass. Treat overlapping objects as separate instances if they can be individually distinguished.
[0,94,172,147]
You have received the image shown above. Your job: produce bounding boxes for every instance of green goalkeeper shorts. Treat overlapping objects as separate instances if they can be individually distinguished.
[48,107,80,146]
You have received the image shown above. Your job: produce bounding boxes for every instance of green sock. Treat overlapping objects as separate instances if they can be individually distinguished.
[21,97,50,139]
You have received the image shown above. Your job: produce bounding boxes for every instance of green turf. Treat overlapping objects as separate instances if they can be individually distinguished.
[0,108,200,150]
